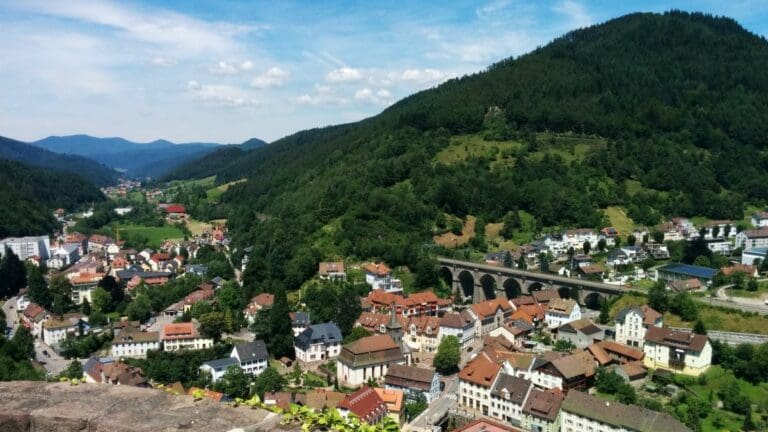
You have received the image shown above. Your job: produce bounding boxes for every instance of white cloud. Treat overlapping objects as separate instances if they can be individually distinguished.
[552,0,593,29]
[354,87,393,107]
[251,67,289,89]
[398,68,453,85]
[476,0,511,18]
[209,61,239,75]
[326,67,363,82]
[151,56,177,67]
[187,80,258,107]
[240,60,254,71]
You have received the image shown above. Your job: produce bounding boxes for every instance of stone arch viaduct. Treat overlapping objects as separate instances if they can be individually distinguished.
[437,257,638,308]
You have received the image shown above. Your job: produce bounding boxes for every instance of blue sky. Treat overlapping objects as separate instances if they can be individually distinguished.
[1,1,768,144]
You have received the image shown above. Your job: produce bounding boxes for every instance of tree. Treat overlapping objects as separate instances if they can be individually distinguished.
[553,339,576,352]
[613,237,621,248]
[712,225,720,239]
[642,233,649,244]
[723,224,732,239]
[61,360,83,379]
[670,293,698,321]
[627,235,637,246]
[598,299,611,324]
[27,264,51,307]
[404,394,428,421]
[98,275,124,309]
[502,252,514,268]
[616,383,637,404]
[693,320,707,335]
[253,367,285,398]
[582,241,591,255]
[413,256,438,290]
[343,326,372,344]
[652,231,665,244]
[125,295,152,322]
[597,238,607,252]
[648,281,669,313]
[81,298,92,316]
[91,286,112,313]
[199,311,226,341]
[433,335,460,375]
[215,366,251,399]
[49,275,73,314]
[501,210,520,239]
[0,248,27,298]
[517,255,527,270]
[268,285,294,358]
[595,368,624,393]
[747,279,758,292]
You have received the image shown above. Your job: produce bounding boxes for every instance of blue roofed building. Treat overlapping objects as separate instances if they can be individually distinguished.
[656,263,718,287]
[199,357,239,383]
[294,322,343,364]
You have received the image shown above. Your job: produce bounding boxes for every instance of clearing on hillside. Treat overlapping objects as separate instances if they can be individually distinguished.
[433,216,476,248]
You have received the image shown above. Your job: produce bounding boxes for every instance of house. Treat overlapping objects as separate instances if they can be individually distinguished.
[162,204,187,220]
[110,329,160,358]
[544,299,581,328]
[294,322,343,364]
[751,211,768,228]
[599,227,619,245]
[591,340,645,364]
[318,261,346,281]
[337,334,407,388]
[560,390,689,432]
[87,234,114,253]
[291,311,311,337]
[656,263,717,287]
[576,264,606,280]
[15,294,31,311]
[570,254,592,269]
[438,311,476,349]
[83,357,148,387]
[384,364,440,403]
[185,264,208,277]
[556,318,604,349]
[614,305,663,348]
[563,229,599,250]
[605,249,630,267]
[200,357,240,383]
[295,388,346,411]
[644,242,670,259]
[489,320,535,349]
[669,278,702,292]
[366,290,449,317]
[453,419,524,432]
[489,373,534,426]
[263,391,294,411]
[706,241,732,255]
[42,313,88,346]
[363,262,402,293]
[459,351,502,416]
[531,350,596,393]
[373,387,404,425]
[403,315,441,353]
[244,293,274,324]
[20,302,48,336]
[337,386,389,425]
[643,327,711,376]
[48,243,80,270]
[521,388,564,432]
[720,263,759,278]
[355,312,395,334]
[735,227,768,251]
[469,299,514,338]
[741,246,768,266]
[231,340,269,376]
[160,322,214,352]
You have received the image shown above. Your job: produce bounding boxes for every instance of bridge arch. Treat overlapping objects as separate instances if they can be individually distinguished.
[583,292,605,310]
[503,278,522,299]
[557,286,571,300]
[479,274,497,300]
[527,282,544,293]
[438,267,453,290]
[457,270,475,299]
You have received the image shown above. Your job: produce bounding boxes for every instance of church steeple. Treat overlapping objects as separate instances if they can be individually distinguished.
[386,301,402,344]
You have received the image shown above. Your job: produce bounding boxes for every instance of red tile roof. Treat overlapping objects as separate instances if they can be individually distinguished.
[363,262,391,277]
[338,386,388,424]
[459,352,501,388]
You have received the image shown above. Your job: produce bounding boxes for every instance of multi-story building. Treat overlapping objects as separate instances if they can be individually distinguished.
[294,322,343,364]
[231,340,269,376]
[336,334,406,388]
[544,299,581,328]
[337,386,389,425]
[735,227,768,251]
[643,327,711,376]
[200,357,240,383]
[384,364,440,403]
[318,261,347,281]
[531,350,596,393]
[404,315,441,353]
[521,388,564,432]
[160,322,214,352]
[489,373,533,426]
[0,235,51,261]
[556,318,604,349]
[469,299,514,338]
[614,305,662,348]
[110,329,160,358]
[459,352,502,416]
[438,310,476,349]
[560,390,690,432]
[42,313,88,346]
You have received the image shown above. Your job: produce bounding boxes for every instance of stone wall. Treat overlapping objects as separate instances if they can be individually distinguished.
[0,381,284,432]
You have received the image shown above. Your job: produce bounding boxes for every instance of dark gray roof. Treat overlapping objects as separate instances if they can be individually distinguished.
[292,311,311,326]
[294,323,342,351]
[234,340,269,361]
[491,374,533,405]
[202,357,239,370]
[562,391,691,432]
[615,306,641,324]
[116,269,173,280]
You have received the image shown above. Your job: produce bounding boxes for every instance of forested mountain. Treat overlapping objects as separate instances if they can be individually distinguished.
[183,11,768,291]
[163,147,248,181]
[0,159,105,237]
[31,135,231,178]
[0,136,117,186]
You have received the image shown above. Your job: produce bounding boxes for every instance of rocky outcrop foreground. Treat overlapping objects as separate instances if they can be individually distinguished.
[0,381,283,432]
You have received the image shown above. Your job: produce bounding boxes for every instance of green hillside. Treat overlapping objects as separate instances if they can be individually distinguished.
[0,159,105,237]
[175,11,768,291]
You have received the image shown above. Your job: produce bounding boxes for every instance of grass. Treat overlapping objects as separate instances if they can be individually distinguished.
[114,224,185,248]
[664,303,768,335]
[434,135,523,166]
[393,267,415,294]
[608,293,648,318]
[185,218,212,236]
[206,179,246,202]
[433,215,476,248]
[726,281,768,299]
[603,206,634,239]
[168,176,216,189]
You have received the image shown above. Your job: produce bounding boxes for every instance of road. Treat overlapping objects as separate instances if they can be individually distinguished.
[34,339,70,376]
[2,296,18,336]
[406,375,459,432]
[700,286,768,316]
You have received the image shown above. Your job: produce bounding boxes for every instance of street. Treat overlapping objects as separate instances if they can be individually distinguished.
[2,296,19,336]
[407,375,459,431]
[34,339,70,376]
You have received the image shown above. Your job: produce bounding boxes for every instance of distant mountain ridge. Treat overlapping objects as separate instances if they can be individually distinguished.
[0,136,118,186]
[31,134,260,179]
